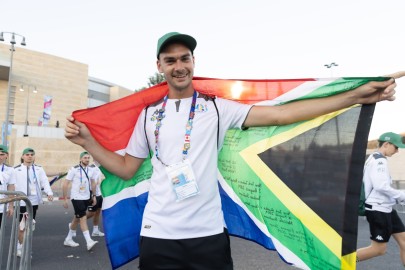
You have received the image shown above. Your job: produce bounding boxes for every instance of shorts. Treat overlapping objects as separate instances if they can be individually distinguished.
[139,228,233,270]
[71,199,89,218]
[366,209,405,242]
[19,205,38,221]
[88,195,103,212]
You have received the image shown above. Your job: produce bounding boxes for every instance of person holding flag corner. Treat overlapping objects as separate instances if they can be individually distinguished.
[65,32,404,269]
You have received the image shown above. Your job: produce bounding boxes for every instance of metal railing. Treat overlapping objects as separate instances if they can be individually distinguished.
[0,191,33,270]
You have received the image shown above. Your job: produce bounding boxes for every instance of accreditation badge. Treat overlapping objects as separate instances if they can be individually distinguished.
[165,159,199,202]
[30,183,37,196]
[79,183,86,194]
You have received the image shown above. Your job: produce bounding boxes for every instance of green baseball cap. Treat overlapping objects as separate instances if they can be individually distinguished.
[0,144,8,154]
[23,148,35,155]
[80,151,89,159]
[379,132,405,148]
[156,32,197,58]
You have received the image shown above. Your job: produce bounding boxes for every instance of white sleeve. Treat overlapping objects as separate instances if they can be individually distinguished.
[39,167,53,196]
[66,168,75,181]
[126,109,150,159]
[216,98,252,130]
[370,158,405,201]
[9,168,17,185]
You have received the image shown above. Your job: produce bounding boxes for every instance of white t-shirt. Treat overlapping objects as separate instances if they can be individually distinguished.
[90,164,103,196]
[66,165,97,200]
[14,164,53,206]
[126,93,252,239]
[0,164,16,213]
[1,164,16,213]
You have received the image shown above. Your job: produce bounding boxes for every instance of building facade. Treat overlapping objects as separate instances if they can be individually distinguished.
[0,43,133,176]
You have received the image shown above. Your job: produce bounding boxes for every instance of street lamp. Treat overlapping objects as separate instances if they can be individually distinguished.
[0,31,26,146]
[19,85,38,137]
[324,62,340,145]
[324,62,338,77]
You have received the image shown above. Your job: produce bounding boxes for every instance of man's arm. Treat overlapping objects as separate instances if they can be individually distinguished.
[65,117,144,180]
[62,180,71,209]
[244,76,400,127]
[6,183,15,217]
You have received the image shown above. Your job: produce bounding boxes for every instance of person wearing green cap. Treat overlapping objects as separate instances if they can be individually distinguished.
[65,31,404,269]
[62,151,98,251]
[357,132,405,265]
[0,144,16,228]
[14,147,54,257]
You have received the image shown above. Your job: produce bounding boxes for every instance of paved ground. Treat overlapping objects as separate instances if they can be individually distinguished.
[1,200,405,270]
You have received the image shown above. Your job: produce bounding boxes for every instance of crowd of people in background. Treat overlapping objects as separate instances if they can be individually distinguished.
[0,145,104,258]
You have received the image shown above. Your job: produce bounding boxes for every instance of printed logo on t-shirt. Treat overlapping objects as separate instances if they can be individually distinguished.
[195,103,208,113]
[144,225,151,229]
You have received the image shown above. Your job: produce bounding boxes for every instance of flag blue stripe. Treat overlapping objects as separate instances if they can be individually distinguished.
[102,192,148,269]
[219,184,275,249]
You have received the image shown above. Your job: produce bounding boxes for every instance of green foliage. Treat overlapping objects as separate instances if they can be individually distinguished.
[147,72,165,87]
[135,72,166,92]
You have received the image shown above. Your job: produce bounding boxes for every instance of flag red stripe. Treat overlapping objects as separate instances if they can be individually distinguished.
[73,77,313,151]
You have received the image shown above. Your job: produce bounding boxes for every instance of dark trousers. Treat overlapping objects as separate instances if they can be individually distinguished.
[139,229,233,270]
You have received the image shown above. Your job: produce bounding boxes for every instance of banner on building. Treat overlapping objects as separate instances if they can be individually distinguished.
[41,95,53,126]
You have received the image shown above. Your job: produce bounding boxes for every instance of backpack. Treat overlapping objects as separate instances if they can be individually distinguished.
[358,182,366,216]
[358,181,373,216]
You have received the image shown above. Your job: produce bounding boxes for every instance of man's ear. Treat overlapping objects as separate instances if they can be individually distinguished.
[157,59,163,73]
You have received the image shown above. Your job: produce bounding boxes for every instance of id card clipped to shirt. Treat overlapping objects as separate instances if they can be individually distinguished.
[165,159,199,202]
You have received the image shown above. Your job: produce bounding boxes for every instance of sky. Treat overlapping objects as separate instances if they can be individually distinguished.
[1,0,404,139]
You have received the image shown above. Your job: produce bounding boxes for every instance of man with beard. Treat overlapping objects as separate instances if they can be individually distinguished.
[14,147,53,257]
[0,144,15,228]
[65,32,403,269]
[63,151,98,251]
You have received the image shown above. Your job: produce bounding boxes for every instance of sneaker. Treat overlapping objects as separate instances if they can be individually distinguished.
[64,238,79,247]
[87,239,98,251]
[92,231,105,237]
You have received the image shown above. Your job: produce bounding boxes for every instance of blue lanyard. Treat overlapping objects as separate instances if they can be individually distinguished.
[1,164,4,172]
[79,165,88,183]
[28,165,37,183]
[154,91,197,166]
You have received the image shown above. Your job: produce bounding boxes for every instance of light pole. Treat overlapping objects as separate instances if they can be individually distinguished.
[0,31,26,146]
[324,62,338,77]
[324,62,341,145]
[19,85,38,137]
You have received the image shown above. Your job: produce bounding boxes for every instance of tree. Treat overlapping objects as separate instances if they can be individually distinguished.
[135,72,166,92]
[147,72,165,87]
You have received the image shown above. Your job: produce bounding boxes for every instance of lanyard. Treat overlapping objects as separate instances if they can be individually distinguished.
[154,91,197,166]
[29,165,37,182]
[79,165,88,183]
